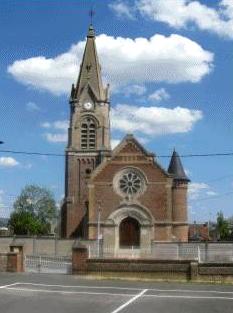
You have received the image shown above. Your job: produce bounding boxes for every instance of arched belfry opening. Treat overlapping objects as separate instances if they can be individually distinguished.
[119,216,140,248]
[81,117,96,150]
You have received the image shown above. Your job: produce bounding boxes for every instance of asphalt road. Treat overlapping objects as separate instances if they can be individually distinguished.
[0,273,233,313]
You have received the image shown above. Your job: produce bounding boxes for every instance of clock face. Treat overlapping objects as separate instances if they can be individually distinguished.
[83,102,93,110]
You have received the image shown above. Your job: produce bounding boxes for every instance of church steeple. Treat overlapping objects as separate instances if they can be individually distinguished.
[62,24,111,238]
[72,24,108,103]
[67,23,111,152]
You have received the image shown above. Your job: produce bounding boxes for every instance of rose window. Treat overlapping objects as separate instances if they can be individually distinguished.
[114,168,146,198]
[119,172,142,195]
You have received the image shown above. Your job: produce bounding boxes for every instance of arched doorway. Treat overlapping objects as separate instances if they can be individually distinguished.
[119,217,140,247]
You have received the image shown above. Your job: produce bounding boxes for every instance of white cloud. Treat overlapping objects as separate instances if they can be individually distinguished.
[148,88,170,102]
[44,133,67,143]
[117,84,147,96]
[41,120,69,130]
[0,157,19,167]
[111,103,202,136]
[188,182,217,200]
[41,120,69,143]
[189,182,209,200]
[109,1,135,20]
[184,168,191,176]
[206,191,218,196]
[8,33,213,95]
[136,0,233,39]
[41,122,51,129]
[26,101,40,112]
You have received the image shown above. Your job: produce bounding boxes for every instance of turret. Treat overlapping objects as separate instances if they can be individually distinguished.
[168,150,190,242]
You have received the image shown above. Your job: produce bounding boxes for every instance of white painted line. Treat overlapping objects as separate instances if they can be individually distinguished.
[6,287,134,297]
[0,282,19,289]
[144,294,233,301]
[15,282,143,291]
[149,288,233,295]
[17,283,233,295]
[5,285,233,301]
[110,289,148,313]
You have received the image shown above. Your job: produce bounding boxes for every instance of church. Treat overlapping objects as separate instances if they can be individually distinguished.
[61,25,190,249]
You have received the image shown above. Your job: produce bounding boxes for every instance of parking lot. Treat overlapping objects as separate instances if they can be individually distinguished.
[1,273,233,313]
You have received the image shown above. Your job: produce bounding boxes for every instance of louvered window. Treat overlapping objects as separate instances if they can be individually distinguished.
[81,117,96,150]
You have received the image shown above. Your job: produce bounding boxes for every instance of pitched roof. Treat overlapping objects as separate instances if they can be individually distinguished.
[168,150,190,181]
[112,134,154,157]
[91,134,171,181]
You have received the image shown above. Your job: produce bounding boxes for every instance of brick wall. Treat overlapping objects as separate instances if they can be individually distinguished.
[0,252,23,272]
[89,161,173,241]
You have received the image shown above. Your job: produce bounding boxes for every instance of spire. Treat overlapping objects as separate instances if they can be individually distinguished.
[168,149,190,182]
[74,24,107,102]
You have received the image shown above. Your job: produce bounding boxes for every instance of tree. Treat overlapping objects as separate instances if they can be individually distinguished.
[8,185,57,235]
[216,211,229,241]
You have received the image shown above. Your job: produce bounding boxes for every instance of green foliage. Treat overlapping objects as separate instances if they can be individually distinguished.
[8,211,50,235]
[217,211,230,240]
[9,185,57,235]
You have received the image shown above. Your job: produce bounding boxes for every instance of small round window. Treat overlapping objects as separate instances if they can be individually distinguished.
[114,168,146,199]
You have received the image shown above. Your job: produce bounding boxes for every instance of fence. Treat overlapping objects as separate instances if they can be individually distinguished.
[87,242,233,263]
[25,255,72,274]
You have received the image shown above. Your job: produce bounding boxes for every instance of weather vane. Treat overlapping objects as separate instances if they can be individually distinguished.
[89,7,95,24]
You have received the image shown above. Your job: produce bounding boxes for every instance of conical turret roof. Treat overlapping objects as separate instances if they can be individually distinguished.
[168,150,190,182]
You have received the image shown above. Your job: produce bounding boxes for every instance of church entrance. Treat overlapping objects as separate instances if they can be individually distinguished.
[119,217,140,247]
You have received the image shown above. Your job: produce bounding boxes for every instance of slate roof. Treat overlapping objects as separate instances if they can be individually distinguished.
[168,150,190,182]
[74,24,107,102]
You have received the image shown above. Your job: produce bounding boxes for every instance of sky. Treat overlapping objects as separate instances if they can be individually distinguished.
[0,0,233,223]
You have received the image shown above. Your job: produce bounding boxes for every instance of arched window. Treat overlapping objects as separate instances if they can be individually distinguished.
[81,117,96,150]
[119,217,140,248]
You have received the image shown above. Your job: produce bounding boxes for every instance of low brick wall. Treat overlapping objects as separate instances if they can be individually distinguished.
[72,246,193,281]
[86,258,192,281]
[0,252,23,272]
[72,246,233,282]
[197,263,233,283]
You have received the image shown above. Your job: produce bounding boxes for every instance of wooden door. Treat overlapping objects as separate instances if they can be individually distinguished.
[119,217,140,247]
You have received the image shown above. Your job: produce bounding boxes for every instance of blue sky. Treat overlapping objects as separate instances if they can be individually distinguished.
[0,0,233,223]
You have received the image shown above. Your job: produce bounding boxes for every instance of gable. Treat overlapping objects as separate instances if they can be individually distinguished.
[112,134,153,157]
[90,134,170,182]
[79,83,98,103]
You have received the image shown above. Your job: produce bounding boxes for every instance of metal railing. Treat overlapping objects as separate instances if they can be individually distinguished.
[25,255,72,274]
[86,241,233,263]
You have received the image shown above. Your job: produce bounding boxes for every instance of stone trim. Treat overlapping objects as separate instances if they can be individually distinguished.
[154,222,188,226]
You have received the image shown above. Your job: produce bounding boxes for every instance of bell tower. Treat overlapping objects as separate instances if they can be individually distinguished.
[61,24,111,238]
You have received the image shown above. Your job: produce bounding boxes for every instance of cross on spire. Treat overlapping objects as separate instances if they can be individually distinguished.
[89,8,95,25]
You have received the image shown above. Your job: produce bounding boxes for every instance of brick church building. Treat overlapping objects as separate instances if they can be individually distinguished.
[61,25,190,248]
